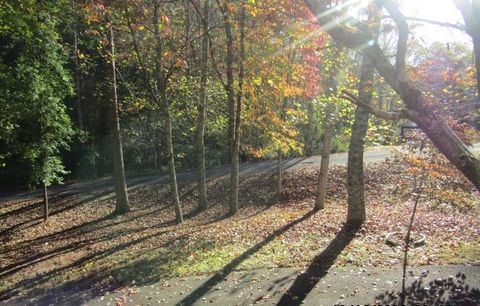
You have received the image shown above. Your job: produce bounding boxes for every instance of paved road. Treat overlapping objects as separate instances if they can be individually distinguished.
[82,265,480,306]
[6,264,478,305]
[2,144,479,203]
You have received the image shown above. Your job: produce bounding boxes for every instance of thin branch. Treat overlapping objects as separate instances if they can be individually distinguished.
[115,67,135,98]
[383,15,466,31]
[126,10,158,102]
[340,90,409,120]
[189,0,226,88]
[376,0,409,73]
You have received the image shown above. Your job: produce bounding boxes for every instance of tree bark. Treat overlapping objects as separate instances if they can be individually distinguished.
[315,53,340,210]
[43,182,48,221]
[72,2,84,131]
[315,101,335,210]
[305,101,315,156]
[347,10,380,226]
[277,150,282,196]
[153,1,183,224]
[347,55,375,225]
[231,2,246,215]
[454,0,480,98]
[108,22,130,215]
[304,0,480,191]
[196,0,209,211]
[222,1,245,216]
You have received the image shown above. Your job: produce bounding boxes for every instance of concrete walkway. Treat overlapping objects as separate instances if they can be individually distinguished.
[83,265,480,306]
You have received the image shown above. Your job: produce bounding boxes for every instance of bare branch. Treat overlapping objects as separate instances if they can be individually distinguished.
[340,90,409,120]
[126,10,159,103]
[383,15,466,31]
[189,0,227,88]
[375,0,409,73]
[454,0,474,35]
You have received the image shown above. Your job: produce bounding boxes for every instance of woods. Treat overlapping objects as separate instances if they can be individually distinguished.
[1,0,480,304]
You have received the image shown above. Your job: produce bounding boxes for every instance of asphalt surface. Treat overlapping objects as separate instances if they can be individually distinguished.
[1,144,479,203]
[0,147,396,203]
[83,265,480,305]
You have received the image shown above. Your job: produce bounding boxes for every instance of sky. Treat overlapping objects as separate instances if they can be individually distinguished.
[400,0,471,45]
[346,0,471,46]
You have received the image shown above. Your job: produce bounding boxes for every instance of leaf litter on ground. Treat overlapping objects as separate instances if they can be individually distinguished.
[0,154,478,301]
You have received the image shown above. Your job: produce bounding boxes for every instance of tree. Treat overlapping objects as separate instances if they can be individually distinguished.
[0,0,74,221]
[347,7,380,225]
[315,47,342,210]
[304,0,480,191]
[195,0,209,211]
[454,0,480,100]
[107,18,130,215]
[212,0,246,216]
[152,1,183,223]
[125,0,185,223]
[83,1,132,214]
[239,0,324,198]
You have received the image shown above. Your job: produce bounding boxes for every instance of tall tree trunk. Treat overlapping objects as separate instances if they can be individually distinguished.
[472,33,480,129]
[223,0,238,216]
[315,103,335,210]
[347,55,375,224]
[454,0,480,129]
[42,182,48,221]
[230,1,246,216]
[315,57,340,210]
[108,23,130,215]
[469,14,480,130]
[72,2,84,131]
[277,150,282,196]
[347,11,379,226]
[304,0,480,191]
[153,2,183,223]
[164,109,183,223]
[305,100,314,156]
[277,97,289,196]
[196,0,209,211]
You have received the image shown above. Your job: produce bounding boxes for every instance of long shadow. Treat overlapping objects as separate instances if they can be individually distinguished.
[2,205,170,255]
[239,157,307,177]
[0,192,76,223]
[1,198,209,285]
[375,272,480,306]
[0,226,181,301]
[281,157,308,172]
[0,222,166,278]
[0,200,42,221]
[176,210,317,306]
[276,223,359,306]
[0,190,114,241]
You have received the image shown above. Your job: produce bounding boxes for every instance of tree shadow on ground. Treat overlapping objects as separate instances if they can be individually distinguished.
[0,189,114,242]
[0,225,185,303]
[375,272,480,306]
[276,223,359,306]
[175,210,317,306]
[0,219,171,279]
[0,189,231,304]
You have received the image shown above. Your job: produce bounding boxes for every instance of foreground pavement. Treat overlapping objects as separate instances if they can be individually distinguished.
[79,265,480,306]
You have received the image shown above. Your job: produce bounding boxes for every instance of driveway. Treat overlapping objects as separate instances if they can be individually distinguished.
[1,143,479,203]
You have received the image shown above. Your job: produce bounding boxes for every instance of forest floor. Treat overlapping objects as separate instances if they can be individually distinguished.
[0,150,479,305]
